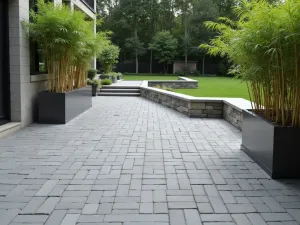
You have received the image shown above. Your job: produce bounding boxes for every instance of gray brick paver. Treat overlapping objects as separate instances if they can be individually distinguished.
[0,209,20,225]
[226,203,257,213]
[36,197,60,214]
[44,210,67,225]
[262,197,286,212]
[35,180,59,197]
[20,197,46,214]
[261,213,295,222]
[13,215,49,223]
[170,209,186,225]
[184,209,202,225]
[82,204,98,214]
[140,202,153,213]
[0,97,300,225]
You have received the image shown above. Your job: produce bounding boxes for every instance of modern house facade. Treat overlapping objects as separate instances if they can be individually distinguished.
[0,0,96,134]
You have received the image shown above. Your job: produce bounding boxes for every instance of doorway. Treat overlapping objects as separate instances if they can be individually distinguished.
[0,0,10,125]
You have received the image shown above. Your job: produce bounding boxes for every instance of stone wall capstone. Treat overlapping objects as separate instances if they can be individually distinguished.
[148,77,198,89]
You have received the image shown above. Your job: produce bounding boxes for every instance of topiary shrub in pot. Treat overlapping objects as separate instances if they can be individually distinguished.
[201,0,300,178]
[107,72,121,83]
[87,79,101,96]
[88,68,98,80]
[22,0,108,124]
[117,72,123,80]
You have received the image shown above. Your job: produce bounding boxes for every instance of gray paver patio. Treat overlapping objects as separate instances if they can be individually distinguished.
[0,96,300,225]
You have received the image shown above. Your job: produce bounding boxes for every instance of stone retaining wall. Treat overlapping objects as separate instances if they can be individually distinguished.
[140,84,223,118]
[189,101,223,118]
[223,104,243,130]
[140,80,251,129]
[148,76,198,89]
[140,88,191,116]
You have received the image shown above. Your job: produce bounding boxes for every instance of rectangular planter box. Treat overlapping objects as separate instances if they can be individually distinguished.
[38,86,92,124]
[242,110,300,179]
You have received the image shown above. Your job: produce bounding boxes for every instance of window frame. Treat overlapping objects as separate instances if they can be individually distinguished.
[29,0,50,75]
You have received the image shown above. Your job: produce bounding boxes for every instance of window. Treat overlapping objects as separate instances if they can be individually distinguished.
[29,0,52,74]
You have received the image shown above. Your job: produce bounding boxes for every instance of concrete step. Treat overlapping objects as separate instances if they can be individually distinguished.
[102,85,141,89]
[100,89,140,93]
[0,122,21,139]
[98,92,140,97]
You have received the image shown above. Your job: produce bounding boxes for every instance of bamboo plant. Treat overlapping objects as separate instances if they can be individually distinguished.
[201,0,300,127]
[23,0,106,93]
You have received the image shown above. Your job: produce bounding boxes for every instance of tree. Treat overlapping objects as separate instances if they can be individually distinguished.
[189,0,219,74]
[174,0,192,67]
[125,37,146,73]
[98,44,120,74]
[95,0,236,74]
[158,0,176,31]
[151,31,178,73]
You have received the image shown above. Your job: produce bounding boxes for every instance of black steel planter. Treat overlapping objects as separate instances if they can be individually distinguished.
[242,110,300,179]
[91,84,98,96]
[38,86,92,124]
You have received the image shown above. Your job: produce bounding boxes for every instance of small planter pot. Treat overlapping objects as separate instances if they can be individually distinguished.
[38,86,92,124]
[242,110,300,179]
[91,84,98,96]
[111,76,117,83]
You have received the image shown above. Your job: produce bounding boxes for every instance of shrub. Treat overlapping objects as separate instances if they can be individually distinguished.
[153,85,174,92]
[88,68,98,80]
[98,44,120,74]
[175,67,196,76]
[101,79,112,85]
[87,79,101,86]
[201,0,300,126]
[175,70,185,77]
[107,72,122,77]
[194,70,201,77]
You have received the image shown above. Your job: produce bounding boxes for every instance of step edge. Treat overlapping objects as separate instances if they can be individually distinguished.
[0,122,21,139]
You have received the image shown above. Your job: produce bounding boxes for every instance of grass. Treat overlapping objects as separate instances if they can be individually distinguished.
[123,75,249,100]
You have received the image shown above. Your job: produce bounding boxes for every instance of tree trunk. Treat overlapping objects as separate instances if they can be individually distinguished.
[184,10,188,69]
[185,50,188,69]
[134,21,138,74]
[150,49,153,74]
[136,53,138,74]
[202,55,205,75]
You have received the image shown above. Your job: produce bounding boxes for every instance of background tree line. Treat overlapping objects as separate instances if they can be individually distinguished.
[95,0,255,74]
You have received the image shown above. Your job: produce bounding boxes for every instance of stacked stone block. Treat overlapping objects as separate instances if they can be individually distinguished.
[223,104,243,130]
[140,89,223,118]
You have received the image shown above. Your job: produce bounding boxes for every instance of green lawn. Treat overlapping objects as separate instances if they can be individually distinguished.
[123,75,249,100]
